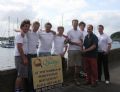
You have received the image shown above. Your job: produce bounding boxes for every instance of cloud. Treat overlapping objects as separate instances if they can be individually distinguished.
[0,5,36,33]
[78,10,120,35]
[0,0,88,27]
[0,0,36,23]
[32,0,88,13]
[0,0,120,36]
[50,10,120,35]
[0,2,36,37]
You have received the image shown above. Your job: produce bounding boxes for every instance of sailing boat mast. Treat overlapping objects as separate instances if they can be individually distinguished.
[17,17,19,29]
[40,18,43,31]
[62,15,63,26]
[8,16,10,38]
[1,16,14,48]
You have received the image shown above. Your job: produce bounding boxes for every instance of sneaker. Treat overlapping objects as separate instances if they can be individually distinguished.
[15,89,24,92]
[105,80,110,84]
[74,79,81,86]
[75,81,81,86]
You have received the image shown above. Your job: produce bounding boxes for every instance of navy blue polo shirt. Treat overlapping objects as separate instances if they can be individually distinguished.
[83,33,98,58]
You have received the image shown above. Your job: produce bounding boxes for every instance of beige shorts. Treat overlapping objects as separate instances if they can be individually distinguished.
[68,50,82,67]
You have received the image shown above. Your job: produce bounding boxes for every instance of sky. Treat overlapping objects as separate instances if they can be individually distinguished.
[0,0,120,37]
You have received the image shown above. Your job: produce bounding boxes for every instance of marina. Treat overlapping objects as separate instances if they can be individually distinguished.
[0,41,120,70]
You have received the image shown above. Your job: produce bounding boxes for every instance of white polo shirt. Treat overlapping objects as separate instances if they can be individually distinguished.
[53,35,67,55]
[38,31,55,53]
[14,33,28,56]
[98,33,112,52]
[27,30,39,54]
[67,29,83,50]
[80,29,87,41]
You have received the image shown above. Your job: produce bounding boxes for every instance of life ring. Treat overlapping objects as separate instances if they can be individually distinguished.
[33,58,42,67]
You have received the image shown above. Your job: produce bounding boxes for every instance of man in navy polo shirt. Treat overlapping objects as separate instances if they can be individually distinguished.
[83,24,98,87]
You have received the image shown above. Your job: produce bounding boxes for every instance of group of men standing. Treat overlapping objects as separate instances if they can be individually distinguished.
[14,19,112,92]
[67,19,112,87]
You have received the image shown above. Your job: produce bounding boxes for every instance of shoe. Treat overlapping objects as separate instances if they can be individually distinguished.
[75,81,81,86]
[97,79,101,82]
[105,80,110,84]
[91,82,97,88]
[74,79,81,86]
[83,82,91,85]
[91,83,97,88]
[62,82,69,87]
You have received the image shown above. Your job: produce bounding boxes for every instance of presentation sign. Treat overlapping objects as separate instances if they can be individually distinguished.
[32,56,63,89]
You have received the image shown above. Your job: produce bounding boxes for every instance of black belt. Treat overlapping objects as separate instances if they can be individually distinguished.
[98,51,105,53]
[15,54,28,57]
[28,54,37,57]
[98,51,106,55]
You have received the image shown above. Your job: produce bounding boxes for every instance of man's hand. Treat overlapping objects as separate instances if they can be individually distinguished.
[23,56,28,65]
[14,29,20,32]
[70,41,83,47]
[60,52,65,57]
[74,42,83,47]
[81,49,87,53]
[50,30,56,35]
[104,51,110,55]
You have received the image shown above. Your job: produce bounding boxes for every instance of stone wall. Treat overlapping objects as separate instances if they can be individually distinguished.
[109,48,120,69]
[109,48,120,62]
[0,69,17,92]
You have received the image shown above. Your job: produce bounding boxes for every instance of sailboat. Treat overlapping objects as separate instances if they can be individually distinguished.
[1,38,14,48]
[1,17,14,48]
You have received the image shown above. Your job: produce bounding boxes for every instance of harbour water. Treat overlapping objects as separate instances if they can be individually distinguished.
[0,42,120,70]
[0,47,15,70]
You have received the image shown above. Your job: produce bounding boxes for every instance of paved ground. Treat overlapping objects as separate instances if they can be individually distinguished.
[37,81,120,92]
[36,60,120,92]
[46,83,120,92]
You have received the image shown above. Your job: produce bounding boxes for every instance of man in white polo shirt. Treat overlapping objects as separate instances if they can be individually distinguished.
[53,26,68,81]
[67,19,83,85]
[27,21,40,92]
[38,22,55,56]
[97,25,112,84]
[79,21,87,77]
[53,26,67,56]
[27,21,40,57]
[15,21,40,92]
[79,21,87,40]
[14,19,30,92]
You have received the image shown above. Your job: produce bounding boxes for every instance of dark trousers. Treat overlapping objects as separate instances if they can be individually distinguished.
[97,52,110,81]
[61,57,67,72]
[61,57,67,81]
[27,54,37,92]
